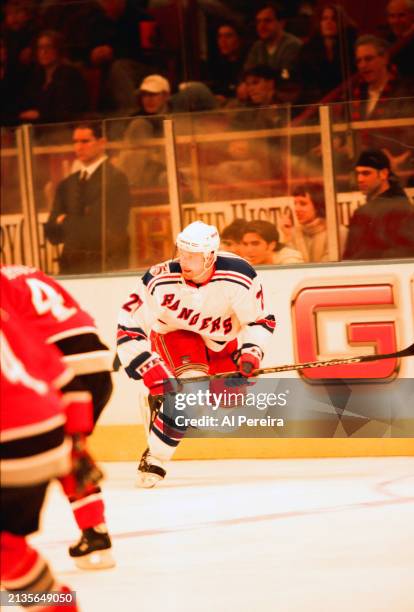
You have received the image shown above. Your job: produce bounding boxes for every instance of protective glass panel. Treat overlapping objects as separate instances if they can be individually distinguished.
[333,97,414,262]
[0,127,25,265]
[29,121,134,276]
[105,115,173,270]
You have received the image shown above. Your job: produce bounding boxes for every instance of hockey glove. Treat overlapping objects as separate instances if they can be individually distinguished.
[60,434,103,499]
[238,346,262,377]
[140,356,178,396]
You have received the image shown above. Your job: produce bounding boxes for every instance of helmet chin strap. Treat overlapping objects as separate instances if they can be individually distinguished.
[189,252,216,283]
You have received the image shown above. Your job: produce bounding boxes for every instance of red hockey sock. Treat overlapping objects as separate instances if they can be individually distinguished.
[59,475,106,530]
[70,489,106,530]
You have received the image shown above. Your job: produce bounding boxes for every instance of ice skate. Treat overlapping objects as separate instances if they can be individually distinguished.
[137,448,166,488]
[69,524,115,570]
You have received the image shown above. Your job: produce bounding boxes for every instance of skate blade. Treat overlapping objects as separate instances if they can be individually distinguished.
[136,472,164,488]
[74,549,116,570]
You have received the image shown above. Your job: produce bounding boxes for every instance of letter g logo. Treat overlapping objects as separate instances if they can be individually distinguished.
[292,283,398,380]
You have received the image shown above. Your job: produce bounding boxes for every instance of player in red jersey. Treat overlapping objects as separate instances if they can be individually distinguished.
[0,265,115,569]
[0,303,100,610]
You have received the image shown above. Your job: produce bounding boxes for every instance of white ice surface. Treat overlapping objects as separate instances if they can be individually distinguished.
[28,457,414,612]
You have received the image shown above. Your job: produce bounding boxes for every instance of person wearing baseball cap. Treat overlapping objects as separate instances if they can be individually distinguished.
[139,75,171,94]
[116,74,171,189]
[343,148,414,259]
[136,74,171,115]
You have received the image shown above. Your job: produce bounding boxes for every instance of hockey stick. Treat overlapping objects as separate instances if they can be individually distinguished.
[178,342,414,384]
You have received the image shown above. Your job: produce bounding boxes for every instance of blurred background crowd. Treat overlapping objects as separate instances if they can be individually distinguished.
[1,0,413,275]
[1,0,413,125]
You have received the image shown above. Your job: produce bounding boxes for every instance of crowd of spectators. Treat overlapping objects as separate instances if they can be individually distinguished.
[1,0,413,127]
[219,184,349,267]
[1,1,414,273]
[1,1,413,189]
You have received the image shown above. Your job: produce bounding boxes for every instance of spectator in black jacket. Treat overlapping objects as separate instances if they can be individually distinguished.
[377,0,414,79]
[296,3,357,104]
[18,30,89,124]
[1,0,36,72]
[343,149,414,260]
[206,22,247,102]
[0,38,20,125]
[88,0,155,113]
[45,122,131,274]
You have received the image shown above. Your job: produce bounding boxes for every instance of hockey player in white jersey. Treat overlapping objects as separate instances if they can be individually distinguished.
[117,221,275,486]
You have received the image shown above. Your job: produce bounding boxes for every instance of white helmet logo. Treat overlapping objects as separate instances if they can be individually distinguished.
[176,221,220,256]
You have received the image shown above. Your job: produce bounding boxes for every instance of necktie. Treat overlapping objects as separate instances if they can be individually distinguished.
[78,171,88,214]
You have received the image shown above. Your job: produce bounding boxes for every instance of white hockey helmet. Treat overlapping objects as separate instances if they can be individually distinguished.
[176,221,220,260]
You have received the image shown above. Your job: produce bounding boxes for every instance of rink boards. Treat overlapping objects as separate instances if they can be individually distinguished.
[60,259,414,459]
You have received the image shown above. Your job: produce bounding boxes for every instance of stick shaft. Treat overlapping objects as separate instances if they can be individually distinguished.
[179,343,414,384]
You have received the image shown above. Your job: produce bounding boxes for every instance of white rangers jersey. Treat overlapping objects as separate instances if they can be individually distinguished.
[117,253,275,379]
